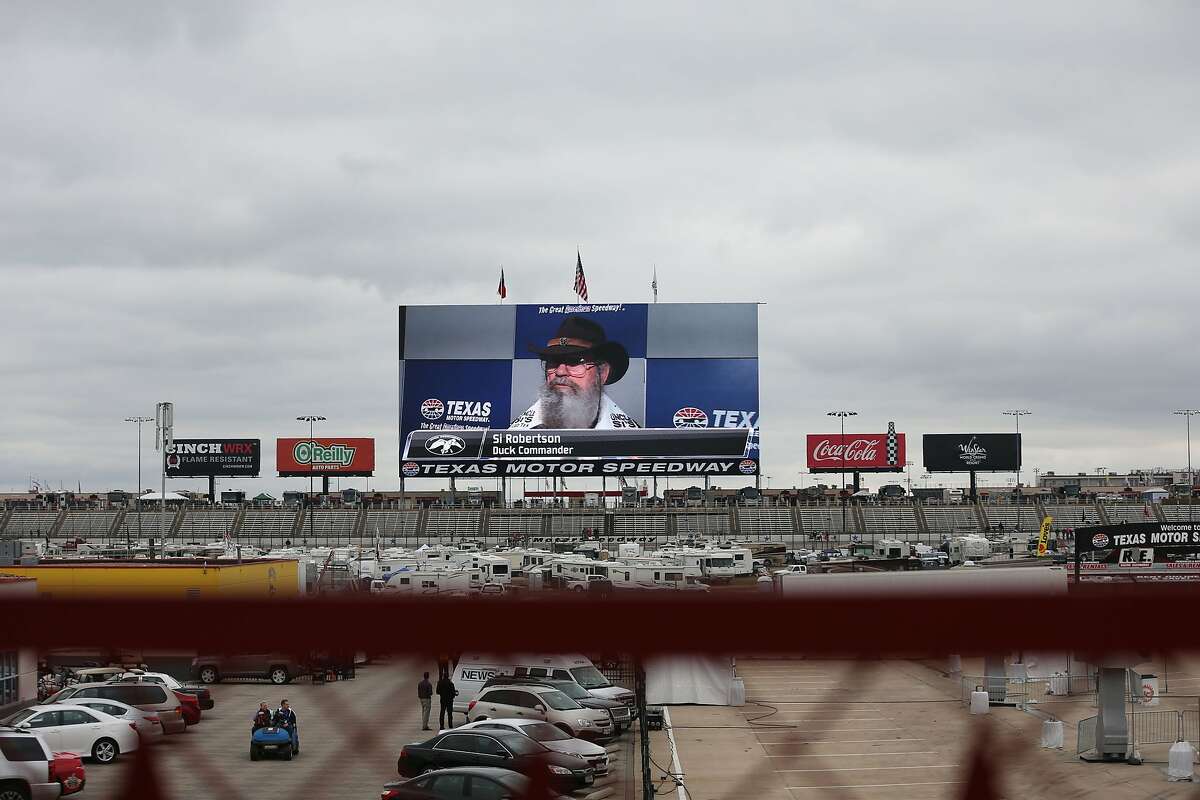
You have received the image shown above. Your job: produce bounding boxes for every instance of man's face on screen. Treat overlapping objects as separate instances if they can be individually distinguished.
[539,357,610,428]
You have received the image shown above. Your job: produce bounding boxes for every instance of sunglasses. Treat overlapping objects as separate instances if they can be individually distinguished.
[543,356,598,377]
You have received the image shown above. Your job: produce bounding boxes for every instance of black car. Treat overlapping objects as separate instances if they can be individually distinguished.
[481,676,630,733]
[397,730,593,793]
[382,766,573,800]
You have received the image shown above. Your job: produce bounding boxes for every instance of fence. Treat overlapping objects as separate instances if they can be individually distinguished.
[1077,710,1200,754]
[961,673,1097,708]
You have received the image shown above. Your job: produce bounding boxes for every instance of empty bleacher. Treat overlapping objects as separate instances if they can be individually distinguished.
[861,506,920,537]
[57,511,117,539]
[239,511,297,544]
[424,510,481,538]
[922,506,982,535]
[548,513,605,539]
[116,512,176,541]
[1,511,60,538]
[797,505,849,536]
[1161,504,1200,523]
[737,508,795,542]
[486,513,545,541]
[674,513,730,539]
[611,513,668,541]
[177,511,237,540]
[1104,503,1158,524]
[365,510,420,541]
[305,510,359,543]
[1041,504,1099,530]
[980,505,1041,533]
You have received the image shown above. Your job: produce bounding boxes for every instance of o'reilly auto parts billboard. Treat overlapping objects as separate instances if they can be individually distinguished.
[398,302,759,477]
[807,424,905,473]
[164,439,260,478]
[923,433,1021,472]
[277,438,375,477]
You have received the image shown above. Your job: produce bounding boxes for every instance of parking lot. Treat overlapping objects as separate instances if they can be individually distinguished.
[75,657,632,799]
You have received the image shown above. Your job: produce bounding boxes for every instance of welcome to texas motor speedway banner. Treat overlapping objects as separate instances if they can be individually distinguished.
[398,302,760,476]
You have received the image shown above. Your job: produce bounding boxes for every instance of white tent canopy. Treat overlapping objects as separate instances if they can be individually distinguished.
[137,491,188,502]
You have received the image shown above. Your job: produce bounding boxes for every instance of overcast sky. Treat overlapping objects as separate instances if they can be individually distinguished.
[2,1,1198,496]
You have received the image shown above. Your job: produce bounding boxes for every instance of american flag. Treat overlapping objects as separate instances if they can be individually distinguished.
[574,251,588,301]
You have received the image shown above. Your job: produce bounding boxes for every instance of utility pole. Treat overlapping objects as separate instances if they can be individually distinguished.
[827,410,858,534]
[125,415,152,551]
[297,415,326,546]
[154,403,174,557]
[1175,410,1198,527]
[1003,410,1031,532]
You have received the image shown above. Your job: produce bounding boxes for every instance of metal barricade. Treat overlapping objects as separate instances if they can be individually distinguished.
[1077,716,1097,754]
[1129,710,1181,746]
[1183,710,1200,746]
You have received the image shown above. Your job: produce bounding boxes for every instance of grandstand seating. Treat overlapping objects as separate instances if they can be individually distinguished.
[364,510,419,541]
[611,513,668,541]
[116,512,177,541]
[424,510,481,539]
[737,508,795,541]
[1104,503,1158,524]
[1,511,60,538]
[486,513,545,541]
[548,513,605,538]
[980,505,1040,533]
[922,506,981,534]
[673,513,730,539]
[861,506,920,537]
[797,505,848,536]
[176,511,237,540]
[239,511,297,544]
[57,512,117,539]
[1041,504,1099,530]
[306,510,359,542]
[1160,504,1200,523]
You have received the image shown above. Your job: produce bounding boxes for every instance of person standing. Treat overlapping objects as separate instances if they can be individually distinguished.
[436,673,458,729]
[418,672,434,731]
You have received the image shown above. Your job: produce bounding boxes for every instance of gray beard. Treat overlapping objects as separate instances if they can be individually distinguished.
[538,376,603,428]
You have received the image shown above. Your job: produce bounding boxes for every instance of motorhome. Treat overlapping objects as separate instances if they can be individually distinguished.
[948,535,991,565]
[873,539,908,559]
[375,567,478,595]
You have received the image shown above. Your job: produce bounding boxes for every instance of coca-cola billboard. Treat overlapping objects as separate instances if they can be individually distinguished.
[807,430,905,472]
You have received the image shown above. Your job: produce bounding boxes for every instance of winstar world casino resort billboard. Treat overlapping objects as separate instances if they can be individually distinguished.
[398,303,759,478]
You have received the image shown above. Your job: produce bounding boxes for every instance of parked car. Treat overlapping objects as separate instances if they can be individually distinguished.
[452,653,634,714]
[382,766,573,800]
[466,685,613,740]
[481,676,631,733]
[1,705,139,764]
[113,670,214,710]
[458,719,609,775]
[0,726,62,800]
[51,697,163,739]
[191,654,308,685]
[73,667,128,685]
[45,683,187,735]
[396,730,594,793]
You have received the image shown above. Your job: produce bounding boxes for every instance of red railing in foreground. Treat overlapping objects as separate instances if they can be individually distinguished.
[3,584,1195,800]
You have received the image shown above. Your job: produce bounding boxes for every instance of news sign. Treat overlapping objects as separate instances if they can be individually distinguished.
[277,438,375,477]
[401,428,755,477]
[164,439,260,478]
[398,302,760,475]
[807,426,905,473]
[923,433,1021,472]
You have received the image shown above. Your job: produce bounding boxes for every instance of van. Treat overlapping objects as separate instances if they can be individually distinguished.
[452,654,635,714]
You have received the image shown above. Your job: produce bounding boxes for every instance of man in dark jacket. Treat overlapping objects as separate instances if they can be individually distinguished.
[436,675,457,729]
[273,699,299,752]
[252,702,272,731]
[418,672,434,730]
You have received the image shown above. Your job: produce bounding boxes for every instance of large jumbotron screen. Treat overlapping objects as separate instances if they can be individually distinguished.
[398,302,759,478]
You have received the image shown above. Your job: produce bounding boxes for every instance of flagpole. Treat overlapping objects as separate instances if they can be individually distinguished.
[652,265,658,304]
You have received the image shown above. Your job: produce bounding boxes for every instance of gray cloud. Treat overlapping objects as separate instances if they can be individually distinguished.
[2,1,1198,494]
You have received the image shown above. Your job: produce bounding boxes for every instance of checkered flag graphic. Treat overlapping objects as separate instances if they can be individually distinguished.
[886,421,898,466]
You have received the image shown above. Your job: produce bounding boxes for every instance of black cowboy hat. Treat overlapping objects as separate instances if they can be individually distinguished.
[529,316,629,385]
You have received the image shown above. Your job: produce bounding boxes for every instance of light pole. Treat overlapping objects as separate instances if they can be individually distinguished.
[297,415,326,546]
[1003,410,1031,531]
[124,416,153,551]
[1174,410,1198,526]
[828,410,858,534]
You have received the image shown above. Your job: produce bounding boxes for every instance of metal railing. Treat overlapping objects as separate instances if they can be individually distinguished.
[1078,709,1200,754]
[961,673,1097,708]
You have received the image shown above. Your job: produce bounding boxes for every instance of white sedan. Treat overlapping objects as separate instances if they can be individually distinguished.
[456,718,610,775]
[3,704,140,763]
[58,697,164,738]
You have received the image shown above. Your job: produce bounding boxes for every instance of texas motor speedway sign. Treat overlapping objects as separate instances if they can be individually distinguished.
[401,427,757,477]
[1074,522,1200,564]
